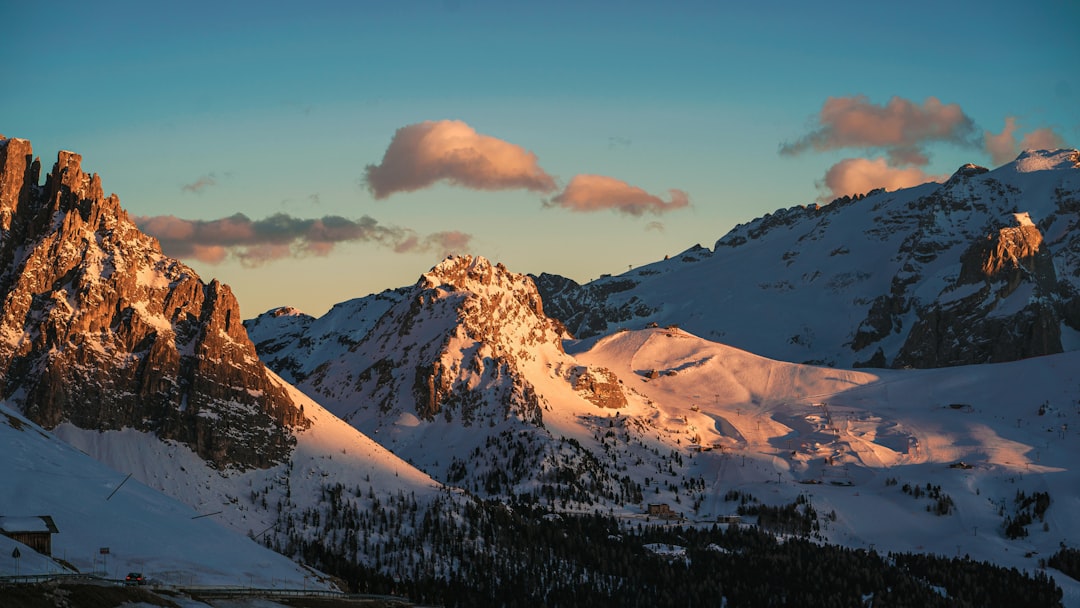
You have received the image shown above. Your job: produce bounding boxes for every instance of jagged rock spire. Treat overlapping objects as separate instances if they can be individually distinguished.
[0,137,307,469]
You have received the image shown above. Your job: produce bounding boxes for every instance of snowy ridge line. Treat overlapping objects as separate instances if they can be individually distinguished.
[533,148,1080,369]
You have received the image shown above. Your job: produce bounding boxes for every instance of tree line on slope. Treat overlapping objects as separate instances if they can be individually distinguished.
[277,496,1063,607]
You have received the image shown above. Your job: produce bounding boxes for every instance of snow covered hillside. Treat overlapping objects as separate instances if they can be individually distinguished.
[249,255,677,510]
[252,258,1080,603]
[571,326,1080,602]
[0,402,333,589]
[53,370,463,582]
[537,149,1080,369]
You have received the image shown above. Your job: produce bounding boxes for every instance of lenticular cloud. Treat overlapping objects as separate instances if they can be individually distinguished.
[364,120,557,199]
[549,174,689,216]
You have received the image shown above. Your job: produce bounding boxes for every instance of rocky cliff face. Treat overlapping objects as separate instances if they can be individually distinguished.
[0,137,306,468]
[250,255,644,502]
[892,213,1067,367]
[289,255,627,427]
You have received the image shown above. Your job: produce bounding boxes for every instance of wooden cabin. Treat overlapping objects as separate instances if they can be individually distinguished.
[0,516,59,556]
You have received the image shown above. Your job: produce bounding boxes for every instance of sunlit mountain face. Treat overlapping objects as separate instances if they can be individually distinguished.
[3,136,1079,606]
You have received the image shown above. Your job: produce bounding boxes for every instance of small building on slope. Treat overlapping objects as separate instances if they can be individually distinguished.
[0,516,59,556]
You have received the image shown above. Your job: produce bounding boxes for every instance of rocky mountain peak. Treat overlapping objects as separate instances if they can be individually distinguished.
[0,138,307,469]
[255,254,630,436]
[421,254,550,321]
[349,255,569,425]
[957,212,1050,286]
[950,162,989,180]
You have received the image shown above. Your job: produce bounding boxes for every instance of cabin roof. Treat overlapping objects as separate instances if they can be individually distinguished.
[0,515,59,534]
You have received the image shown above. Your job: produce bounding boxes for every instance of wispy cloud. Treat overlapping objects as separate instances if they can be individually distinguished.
[364,120,557,199]
[181,174,218,194]
[135,213,472,267]
[984,117,1067,165]
[818,157,946,201]
[781,95,976,165]
[547,175,689,216]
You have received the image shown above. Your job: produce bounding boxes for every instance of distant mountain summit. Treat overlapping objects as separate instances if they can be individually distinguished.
[535,149,1080,368]
[249,254,626,428]
[249,254,649,503]
[0,136,306,468]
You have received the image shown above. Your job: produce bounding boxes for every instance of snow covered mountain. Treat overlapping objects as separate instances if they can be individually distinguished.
[248,255,669,508]
[5,135,1079,604]
[535,149,1080,369]
[249,251,1080,604]
[244,289,408,385]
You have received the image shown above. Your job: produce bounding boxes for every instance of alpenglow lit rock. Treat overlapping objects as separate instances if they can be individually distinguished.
[0,136,307,469]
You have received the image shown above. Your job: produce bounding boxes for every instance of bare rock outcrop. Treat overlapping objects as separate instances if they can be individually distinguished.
[0,137,307,469]
[569,366,627,409]
[895,214,1064,367]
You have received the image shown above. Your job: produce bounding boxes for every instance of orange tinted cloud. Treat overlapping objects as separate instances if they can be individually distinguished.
[820,158,946,201]
[548,174,689,216]
[1020,128,1066,154]
[364,120,557,198]
[392,230,472,256]
[983,117,1021,165]
[781,95,976,164]
[136,213,472,266]
[984,117,1068,165]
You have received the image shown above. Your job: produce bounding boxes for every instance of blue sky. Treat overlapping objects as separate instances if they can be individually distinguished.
[2,0,1078,317]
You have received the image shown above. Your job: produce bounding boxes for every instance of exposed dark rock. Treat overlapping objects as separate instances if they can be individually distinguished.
[895,217,1065,368]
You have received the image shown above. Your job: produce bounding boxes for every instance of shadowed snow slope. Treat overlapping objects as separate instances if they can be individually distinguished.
[0,402,335,588]
[53,370,447,575]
